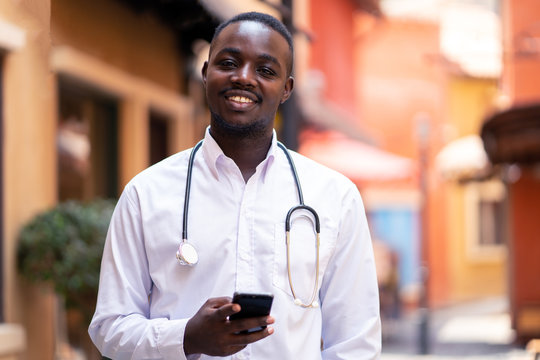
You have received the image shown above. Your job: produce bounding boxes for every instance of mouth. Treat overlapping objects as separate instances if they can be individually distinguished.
[221,88,261,104]
[227,95,255,104]
[221,90,261,112]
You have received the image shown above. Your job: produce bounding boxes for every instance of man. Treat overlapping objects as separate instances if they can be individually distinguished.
[89,12,381,359]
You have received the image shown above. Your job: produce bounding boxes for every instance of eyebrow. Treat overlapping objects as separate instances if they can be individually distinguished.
[216,47,282,68]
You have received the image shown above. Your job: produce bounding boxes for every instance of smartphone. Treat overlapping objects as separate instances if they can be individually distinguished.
[229,292,274,334]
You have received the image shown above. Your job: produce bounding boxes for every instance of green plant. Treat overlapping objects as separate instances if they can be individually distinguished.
[17,199,116,322]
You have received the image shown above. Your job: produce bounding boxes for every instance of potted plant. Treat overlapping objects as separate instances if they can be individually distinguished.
[17,198,116,358]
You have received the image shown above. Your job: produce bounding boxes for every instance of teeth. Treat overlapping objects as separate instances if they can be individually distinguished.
[229,96,253,103]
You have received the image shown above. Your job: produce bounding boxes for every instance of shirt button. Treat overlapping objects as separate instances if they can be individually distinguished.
[240,252,250,261]
[236,353,246,360]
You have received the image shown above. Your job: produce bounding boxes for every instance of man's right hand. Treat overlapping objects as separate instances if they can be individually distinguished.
[183,297,274,356]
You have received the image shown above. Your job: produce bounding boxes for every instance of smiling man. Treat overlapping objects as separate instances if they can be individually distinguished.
[89,12,381,360]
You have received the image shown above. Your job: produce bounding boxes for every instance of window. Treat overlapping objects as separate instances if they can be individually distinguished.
[478,195,505,246]
[465,179,507,260]
[57,77,119,201]
[149,110,171,165]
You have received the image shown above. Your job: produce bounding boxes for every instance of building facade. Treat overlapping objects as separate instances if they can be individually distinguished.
[1,1,202,358]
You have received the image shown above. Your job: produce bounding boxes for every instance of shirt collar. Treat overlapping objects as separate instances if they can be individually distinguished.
[201,126,278,183]
[259,131,277,183]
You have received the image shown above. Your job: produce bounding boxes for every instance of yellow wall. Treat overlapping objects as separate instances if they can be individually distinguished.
[2,1,196,359]
[447,183,507,301]
[446,76,506,302]
[447,77,498,136]
[1,1,57,359]
[51,0,185,93]
[50,0,195,186]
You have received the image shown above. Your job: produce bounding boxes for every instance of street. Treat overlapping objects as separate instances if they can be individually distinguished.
[381,297,531,359]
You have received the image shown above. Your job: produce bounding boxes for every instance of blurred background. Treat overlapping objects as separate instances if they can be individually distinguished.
[1,0,539,359]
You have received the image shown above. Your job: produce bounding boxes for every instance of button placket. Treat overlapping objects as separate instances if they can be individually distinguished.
[235,176,257,291]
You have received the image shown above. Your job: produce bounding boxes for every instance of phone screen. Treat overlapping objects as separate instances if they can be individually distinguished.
[229,292,274,333]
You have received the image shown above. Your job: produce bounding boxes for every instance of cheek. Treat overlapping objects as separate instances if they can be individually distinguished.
[263,95,281,109]
[269,87,287,106]
[204,72,222,89]
[205,77,220,98]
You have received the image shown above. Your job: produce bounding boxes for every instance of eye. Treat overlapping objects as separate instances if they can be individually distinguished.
[218,59,237,68]
[258,67,277,78]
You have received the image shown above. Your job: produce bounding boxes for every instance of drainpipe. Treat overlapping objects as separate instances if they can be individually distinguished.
[279,0,300,150]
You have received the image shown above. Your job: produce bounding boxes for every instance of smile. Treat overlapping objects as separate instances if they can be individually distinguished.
[227,95,255,104]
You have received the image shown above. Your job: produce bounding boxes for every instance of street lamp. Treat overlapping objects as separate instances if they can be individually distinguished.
[415,112,431,355]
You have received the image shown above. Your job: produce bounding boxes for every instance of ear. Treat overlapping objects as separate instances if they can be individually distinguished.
[201,61,208,87]
[280,76,294,104]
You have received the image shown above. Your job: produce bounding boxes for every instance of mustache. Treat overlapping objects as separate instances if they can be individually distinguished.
[219,87,262,103]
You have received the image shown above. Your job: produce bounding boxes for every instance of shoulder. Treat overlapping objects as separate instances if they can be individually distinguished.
[123,148,193,197]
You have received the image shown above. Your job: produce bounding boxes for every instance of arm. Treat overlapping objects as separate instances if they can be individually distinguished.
[88,186,191,359]
[320,186,382,359]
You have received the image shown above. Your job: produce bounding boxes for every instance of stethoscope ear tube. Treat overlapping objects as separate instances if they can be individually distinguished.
[279,141,321,308]
[285,205,320,233]
[277,142,304,205]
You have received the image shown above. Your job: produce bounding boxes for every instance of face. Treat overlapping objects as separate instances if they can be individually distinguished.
[202,21,294,138]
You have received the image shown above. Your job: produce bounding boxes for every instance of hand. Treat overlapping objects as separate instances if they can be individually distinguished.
[184,297,274,356]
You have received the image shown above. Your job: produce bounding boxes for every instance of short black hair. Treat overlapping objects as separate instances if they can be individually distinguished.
[210,12,294,75]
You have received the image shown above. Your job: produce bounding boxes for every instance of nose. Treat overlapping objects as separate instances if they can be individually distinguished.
[231,64,256,88]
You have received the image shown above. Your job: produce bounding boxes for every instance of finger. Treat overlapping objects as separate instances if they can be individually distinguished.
[206,296,232,308]
[216,303,241,319]
[232,326,274,345]
[228,316,273,334]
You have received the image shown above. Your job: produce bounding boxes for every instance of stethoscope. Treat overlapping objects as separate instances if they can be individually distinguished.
[176,140,321,308]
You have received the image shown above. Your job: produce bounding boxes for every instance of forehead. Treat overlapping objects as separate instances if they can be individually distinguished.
[211,21,291,65]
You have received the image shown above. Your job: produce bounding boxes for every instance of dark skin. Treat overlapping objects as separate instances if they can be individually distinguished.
[183,20,294,356]
[202,20,293,181]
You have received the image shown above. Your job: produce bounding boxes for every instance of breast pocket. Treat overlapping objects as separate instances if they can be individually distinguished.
[273,215,337,303]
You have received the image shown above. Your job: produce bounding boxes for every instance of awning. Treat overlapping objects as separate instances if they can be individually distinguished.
[435,135,491,181]
[199,0,282,21]
[481,103,540,164]
[298,131,416,182]
[296,70,378,144]
[199,0,382,21]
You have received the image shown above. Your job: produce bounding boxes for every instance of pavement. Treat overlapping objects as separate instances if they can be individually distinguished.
[380,297,532,360]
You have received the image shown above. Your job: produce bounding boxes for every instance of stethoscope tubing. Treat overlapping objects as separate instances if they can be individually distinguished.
[180,139,321,307]
[182,140,203,242]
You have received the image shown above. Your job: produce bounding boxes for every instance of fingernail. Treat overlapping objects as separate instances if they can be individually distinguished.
[267,326,274,334]
[266,316,275,324]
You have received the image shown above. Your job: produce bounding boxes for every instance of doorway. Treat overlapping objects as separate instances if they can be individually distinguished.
[57,77,119,201]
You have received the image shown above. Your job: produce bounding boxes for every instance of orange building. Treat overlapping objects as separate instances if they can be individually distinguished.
[300,0,508,314]
[481,0,540,342]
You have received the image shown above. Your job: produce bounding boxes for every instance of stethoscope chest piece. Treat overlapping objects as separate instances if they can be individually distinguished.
[176,242,199,266]
[177,140,203,266]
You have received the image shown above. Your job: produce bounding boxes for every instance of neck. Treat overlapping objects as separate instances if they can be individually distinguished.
[209,126,273,182]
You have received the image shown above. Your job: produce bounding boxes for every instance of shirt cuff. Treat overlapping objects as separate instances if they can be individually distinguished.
[157,318,200,360]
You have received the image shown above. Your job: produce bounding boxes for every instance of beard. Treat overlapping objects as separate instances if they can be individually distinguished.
[210,109,271,139]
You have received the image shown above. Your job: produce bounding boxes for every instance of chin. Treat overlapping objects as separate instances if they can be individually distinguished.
[211,111,271,139]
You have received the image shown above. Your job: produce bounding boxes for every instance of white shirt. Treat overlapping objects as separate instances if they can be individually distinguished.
[89,129,381,359]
